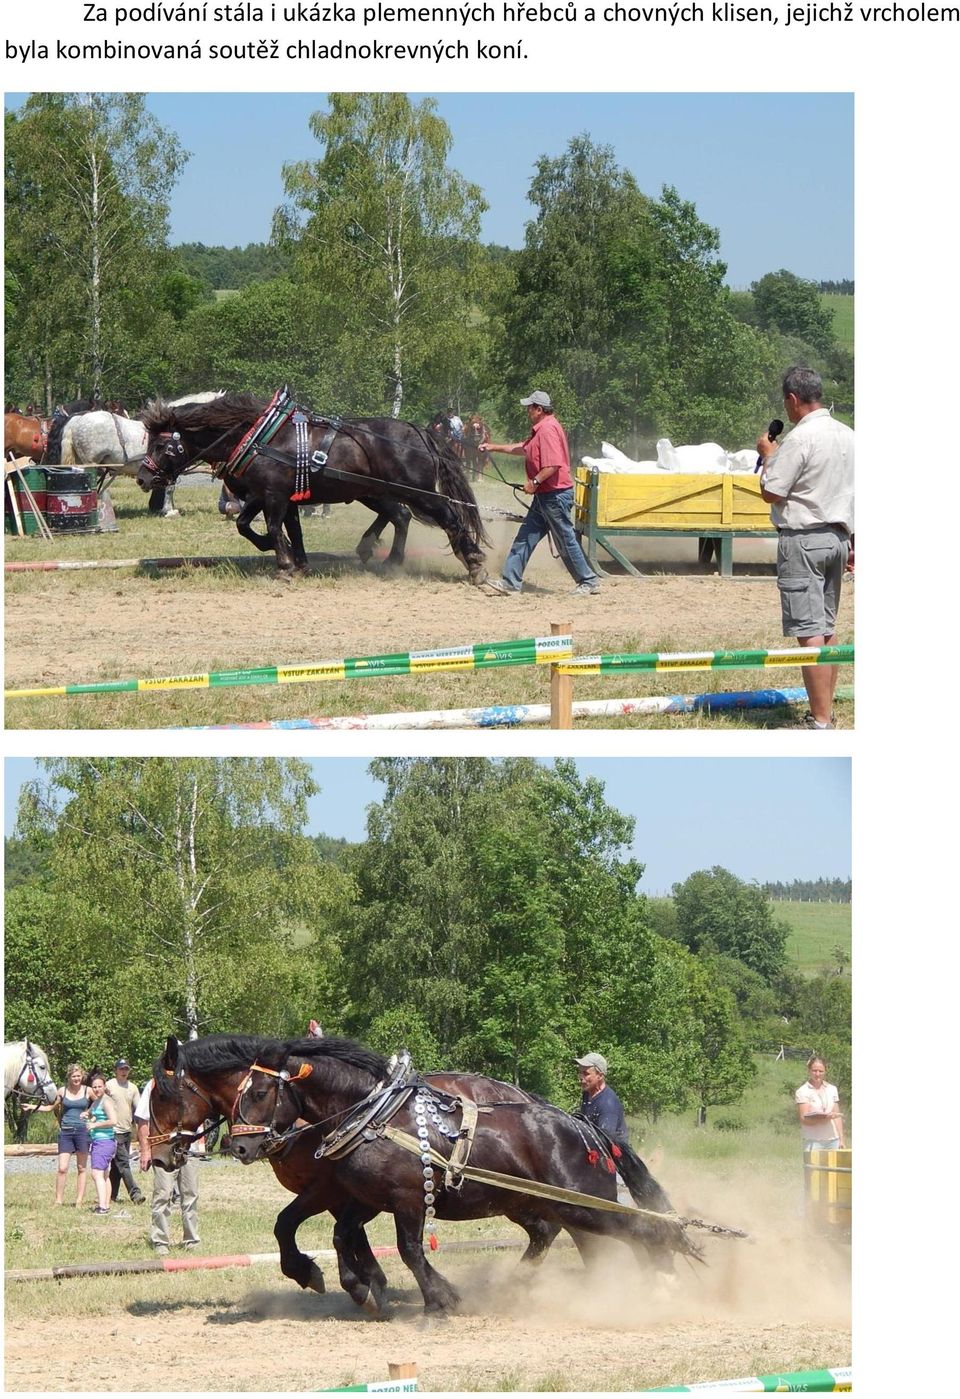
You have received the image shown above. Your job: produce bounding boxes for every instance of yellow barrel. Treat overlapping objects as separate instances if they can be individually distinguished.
[804,1147,852,1236]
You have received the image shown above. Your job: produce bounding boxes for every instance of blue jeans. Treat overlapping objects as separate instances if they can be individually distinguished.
[501,488,598,590]
[804,1138,841,1153]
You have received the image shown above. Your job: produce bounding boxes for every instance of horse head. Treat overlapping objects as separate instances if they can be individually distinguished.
[22,1042,58,1104]
[138,404,189,493]
[227,1044,313,1165]
[148,1034,212,1170]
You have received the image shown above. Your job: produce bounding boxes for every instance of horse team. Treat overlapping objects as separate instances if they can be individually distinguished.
[6,395,496,579]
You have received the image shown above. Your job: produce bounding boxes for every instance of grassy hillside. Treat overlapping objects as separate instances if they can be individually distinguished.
[821,293,854,352]
[775,899,851,975]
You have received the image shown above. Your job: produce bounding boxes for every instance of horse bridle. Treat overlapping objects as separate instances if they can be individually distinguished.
[15,1043,56,1102]
[148,1067,219,1165]
[230,1061,314,1156]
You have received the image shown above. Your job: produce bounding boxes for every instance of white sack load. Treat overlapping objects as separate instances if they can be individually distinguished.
[582,438,762,475]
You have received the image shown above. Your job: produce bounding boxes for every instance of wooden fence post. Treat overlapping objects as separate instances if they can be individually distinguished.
[550,620,573,730]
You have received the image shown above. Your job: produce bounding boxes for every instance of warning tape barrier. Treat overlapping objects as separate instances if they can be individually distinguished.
[644,1366,851,1391]
[556,645,853,675]
[4,635,572,700]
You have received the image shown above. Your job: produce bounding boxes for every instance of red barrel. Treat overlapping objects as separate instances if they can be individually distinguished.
[43,468,98,533]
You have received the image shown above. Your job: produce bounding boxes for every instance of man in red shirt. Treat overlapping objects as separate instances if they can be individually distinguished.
[481,390,600,595]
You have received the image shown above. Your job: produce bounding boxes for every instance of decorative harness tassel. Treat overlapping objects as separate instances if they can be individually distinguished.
[291,412,311,501]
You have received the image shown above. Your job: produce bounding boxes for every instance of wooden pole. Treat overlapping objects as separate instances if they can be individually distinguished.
[550,620,573,730]
[6,476,24,536]
[387,1363,418,1380]
[16,468,54,541]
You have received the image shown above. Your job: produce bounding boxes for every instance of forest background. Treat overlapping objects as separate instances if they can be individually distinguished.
[4,757,852,1138]
[5,93,853,455]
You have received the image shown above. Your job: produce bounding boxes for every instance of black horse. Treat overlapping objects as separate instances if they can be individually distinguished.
[148,1034,592,1315]
[225,1034,700,1315]
[139,392,488,581]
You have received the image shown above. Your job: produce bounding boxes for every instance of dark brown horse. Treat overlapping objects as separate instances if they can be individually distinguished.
[148,1035,581,1315]
[225,1035,700,1315]
[139,392,488,581]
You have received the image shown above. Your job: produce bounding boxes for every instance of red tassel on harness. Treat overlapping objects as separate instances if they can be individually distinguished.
[428,1233,439,1251]
[290,490,311,502]
[604,1157,616,1173]
[587,1149,599,1166]
[611,1144,622,1159]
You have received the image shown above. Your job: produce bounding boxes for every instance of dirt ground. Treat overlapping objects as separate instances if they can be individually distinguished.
[4,1167,851,1392]
[4,510,851,693]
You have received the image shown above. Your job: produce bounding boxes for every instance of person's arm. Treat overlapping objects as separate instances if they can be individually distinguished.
[101,1096,118,1127]
[481,440,525,455]
[136,1118,152,1169]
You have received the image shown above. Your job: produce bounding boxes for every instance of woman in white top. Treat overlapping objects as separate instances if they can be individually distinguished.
[795,1055,845,1152]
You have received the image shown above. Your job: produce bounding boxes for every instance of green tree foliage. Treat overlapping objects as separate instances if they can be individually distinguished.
[496,139,776,455]
[672,866,789,982]
[12,760,350,1067]
[761,876,851,903]
[272,94,487,419]
[5,94,187,407]
[175,279,324,398]
[336,757,750,1117]
[172,241,291,291]
[751,269,837,355]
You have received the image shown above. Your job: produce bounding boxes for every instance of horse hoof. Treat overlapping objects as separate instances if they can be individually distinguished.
[160,509,180,519]
[361,1293,382,1317]
[307,1262,326,1294]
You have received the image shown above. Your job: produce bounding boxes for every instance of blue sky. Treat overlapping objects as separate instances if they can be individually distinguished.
[6,92,852,289]
[4,757,850,895]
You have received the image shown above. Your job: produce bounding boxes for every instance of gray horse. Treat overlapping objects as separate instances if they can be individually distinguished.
[59,393,223,517]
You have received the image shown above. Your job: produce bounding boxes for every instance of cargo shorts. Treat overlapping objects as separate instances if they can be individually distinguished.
[776,526,850,639]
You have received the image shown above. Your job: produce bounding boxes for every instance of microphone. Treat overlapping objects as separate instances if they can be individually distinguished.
[756,419,784,471]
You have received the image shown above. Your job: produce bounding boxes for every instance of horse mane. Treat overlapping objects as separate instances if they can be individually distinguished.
[143,391,265,436]
[265,1035,390,1083]
[151,1034,272,1098]
[151,1033,389,1099]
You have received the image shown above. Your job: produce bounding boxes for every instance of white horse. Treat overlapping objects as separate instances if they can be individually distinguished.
[4,1039,58,1104]
[60,393,224,518]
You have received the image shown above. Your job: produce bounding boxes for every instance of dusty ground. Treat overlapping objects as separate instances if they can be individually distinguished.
[5,509,850,689]
[4,1165,851,1392]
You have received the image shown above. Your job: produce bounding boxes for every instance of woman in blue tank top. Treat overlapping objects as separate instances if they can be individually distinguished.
[55,1064,93,1207]
[86,1072,118,1215]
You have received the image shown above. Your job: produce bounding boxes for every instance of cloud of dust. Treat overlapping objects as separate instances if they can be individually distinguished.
[458,1161,851,1333]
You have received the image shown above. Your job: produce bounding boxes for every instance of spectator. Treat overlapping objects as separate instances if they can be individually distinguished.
[795,1055,845,1153]
[106,1058,146,1206]
[84,1072,118,1215]
[481,390,600,596]
[575,1052,629,1145]
[135,1077,203,1255]
[53,1064,93,1207]
[757,366,854,729]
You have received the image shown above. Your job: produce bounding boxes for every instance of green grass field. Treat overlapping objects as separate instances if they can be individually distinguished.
[775,900,851,975]
[821,294,854,352]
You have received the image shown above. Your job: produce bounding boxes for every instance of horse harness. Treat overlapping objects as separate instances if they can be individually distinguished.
[233,1050,484,1206]
[11,1043,55,1103]
[148,1067,218,1156]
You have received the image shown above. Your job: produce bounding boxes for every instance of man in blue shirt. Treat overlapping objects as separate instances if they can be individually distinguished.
[575,1052,629,1145]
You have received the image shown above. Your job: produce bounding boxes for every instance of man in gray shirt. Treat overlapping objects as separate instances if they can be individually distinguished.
[758,366,854,729]
[106,1058,146,1205]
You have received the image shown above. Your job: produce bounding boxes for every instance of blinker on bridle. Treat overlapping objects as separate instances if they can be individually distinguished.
[230,1061,314,1140]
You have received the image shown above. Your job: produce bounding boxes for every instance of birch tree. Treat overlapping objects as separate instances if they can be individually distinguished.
[14,759,348,1056]
[4,94,186,404]
[273,94,486,418]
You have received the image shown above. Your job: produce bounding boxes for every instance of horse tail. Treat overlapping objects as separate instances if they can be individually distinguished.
[615,1139,704,1263]
[425,431,490,550]
[60,423,77,466]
